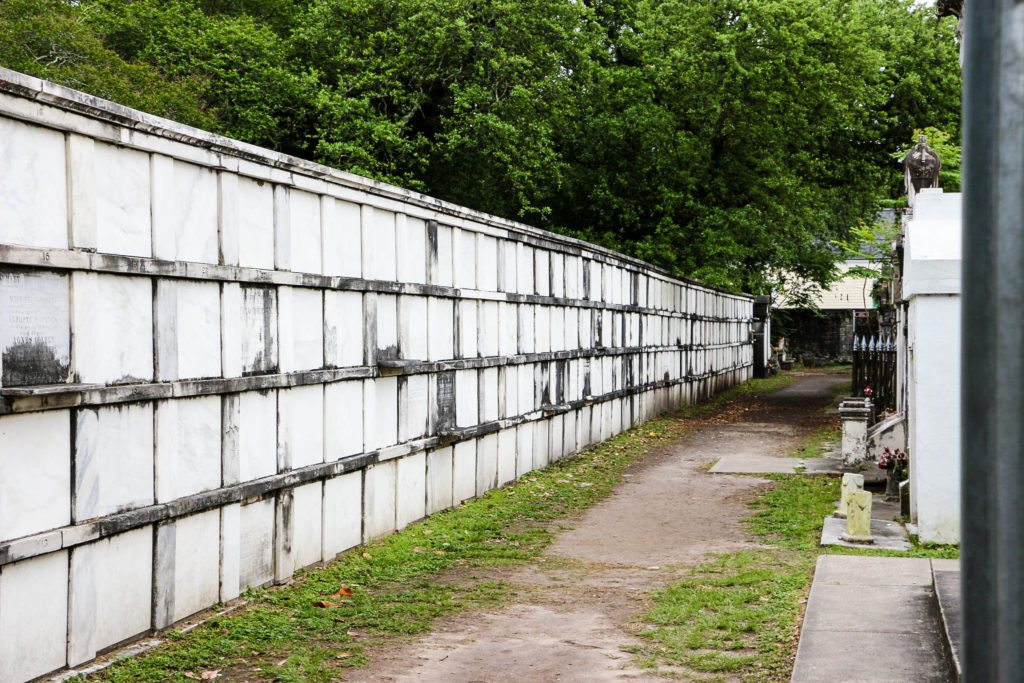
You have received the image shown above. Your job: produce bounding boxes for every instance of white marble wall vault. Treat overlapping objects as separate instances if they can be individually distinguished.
[0,67,754,683]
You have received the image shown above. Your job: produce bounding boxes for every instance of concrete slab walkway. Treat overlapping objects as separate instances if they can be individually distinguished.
[792,556,954,683]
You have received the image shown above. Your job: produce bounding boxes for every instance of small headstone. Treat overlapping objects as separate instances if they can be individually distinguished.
[835,473,865,519]
[899,479,911,518]
[841,490,875,544]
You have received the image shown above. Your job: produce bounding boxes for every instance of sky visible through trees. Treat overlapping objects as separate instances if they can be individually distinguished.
[0,0,961,294]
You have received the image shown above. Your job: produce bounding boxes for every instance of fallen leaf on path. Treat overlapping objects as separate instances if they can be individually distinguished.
[331,585,355,597]
[347,630,363,638]
[201,671,221,681]
[413,547,426,553]
[313,600,344,608]
[361,552,372,560]
[337,652,351,659]
[275,658,288,666]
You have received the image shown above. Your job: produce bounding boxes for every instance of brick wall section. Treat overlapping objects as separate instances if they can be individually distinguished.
[0,67,754,683]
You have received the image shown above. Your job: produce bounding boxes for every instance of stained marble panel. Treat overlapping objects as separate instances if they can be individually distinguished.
[0,117,67,250]
[237,176,276,269]
[0,551,68,682]
[0,269,70,387]
[94,142,152,257]
[0,410,71,542]
[74,402,154,522]
[155,396,221,502]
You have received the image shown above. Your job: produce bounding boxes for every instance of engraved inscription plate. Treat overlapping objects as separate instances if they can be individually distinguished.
[0,270,70,386]
[241,285,278,375]
[435,372,456,432]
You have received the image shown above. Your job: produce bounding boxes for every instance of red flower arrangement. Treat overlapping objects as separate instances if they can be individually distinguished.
[863,385,874,398]
[877,447,907,471]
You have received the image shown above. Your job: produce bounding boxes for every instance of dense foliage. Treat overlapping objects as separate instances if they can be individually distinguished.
[0,0,961,292]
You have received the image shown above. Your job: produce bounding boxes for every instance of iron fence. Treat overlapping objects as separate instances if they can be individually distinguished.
[851,335,896,412]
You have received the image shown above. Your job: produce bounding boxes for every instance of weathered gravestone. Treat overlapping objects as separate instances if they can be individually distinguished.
[0,270,70,386]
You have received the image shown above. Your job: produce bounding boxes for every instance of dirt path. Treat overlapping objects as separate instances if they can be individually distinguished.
[348,372,846,682]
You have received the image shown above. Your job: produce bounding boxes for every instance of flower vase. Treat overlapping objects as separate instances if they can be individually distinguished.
[884,467,900,501]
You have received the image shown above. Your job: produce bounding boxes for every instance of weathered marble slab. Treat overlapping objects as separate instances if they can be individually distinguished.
[94,142,152,257]
[452,440,477,504]
[74,403,154,521]
[239,497,274,590]
[325,290,364,368]
[362,207,397,281]
[364,460,397,541]
[516,244,535,295]
[396,215,428,284]
[426,446,454,514]
[0,269,70,386]
[427,298,454,361]
[364,376,399,450]
[399,375,429,442]
[291,481,323,568]
[0,117,68,250]
[288,189,322,275]
[156,280,222,381]
[480,367,499,423]
[479,301,499,357]
[322,196,362,277]
[153,157,218,264]
[323,471,362,559]
[279,286,324,372]
[453,228,476,289]
[72,273,153,384]
[396,451,426,529]
[516,421,532,475]
[236,176,276,269]
[237,390,278,481]
[399,295,428,360]
[0,550,68,682]
[240,285,279,375]
[477,234,498,292]
[68,527,152,665]
[155,396,221,503]
[475,436,499,493]
[457,300,478,358]
[0,410,71,542]
[325,380,364,459]
[497,429,517,486]
[154,509,220,626]
[278,385,325,470]
[455,369,478,428]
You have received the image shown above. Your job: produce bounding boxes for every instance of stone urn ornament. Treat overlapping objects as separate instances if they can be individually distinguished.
[877,447,908,502]
[902,135,942,207]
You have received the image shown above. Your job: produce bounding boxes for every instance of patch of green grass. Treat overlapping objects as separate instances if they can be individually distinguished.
[95,413,696,682]
[789,425,841,459]
[635,433,959,680]
[679,373,797,419]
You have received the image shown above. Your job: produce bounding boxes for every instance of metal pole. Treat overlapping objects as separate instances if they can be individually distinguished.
[962,2,1024,681]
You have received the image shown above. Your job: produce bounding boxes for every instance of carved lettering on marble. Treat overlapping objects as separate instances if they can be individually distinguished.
[0,270,70,386]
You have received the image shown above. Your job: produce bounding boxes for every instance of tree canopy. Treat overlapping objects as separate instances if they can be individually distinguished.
[0,0,961,293]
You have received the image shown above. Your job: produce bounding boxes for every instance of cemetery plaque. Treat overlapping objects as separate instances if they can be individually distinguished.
[241,285,278,375]
[435,371,456,432]
[0,269,70,386]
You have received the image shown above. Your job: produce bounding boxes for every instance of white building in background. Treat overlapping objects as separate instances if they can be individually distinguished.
[898,188,962,544]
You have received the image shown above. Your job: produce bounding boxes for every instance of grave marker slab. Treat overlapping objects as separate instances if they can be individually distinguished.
[0,270,70,387]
